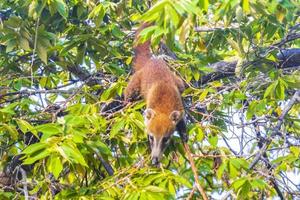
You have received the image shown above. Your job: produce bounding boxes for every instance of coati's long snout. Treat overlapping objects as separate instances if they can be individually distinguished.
[148,134,171,165]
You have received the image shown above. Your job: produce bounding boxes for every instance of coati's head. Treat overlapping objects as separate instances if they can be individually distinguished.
[144,108,183,166]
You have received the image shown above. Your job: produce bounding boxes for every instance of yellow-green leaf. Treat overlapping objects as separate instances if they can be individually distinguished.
[242,0,250,14]
[19,37,30,51]
[47,155,63,179]
[37,44,48,64]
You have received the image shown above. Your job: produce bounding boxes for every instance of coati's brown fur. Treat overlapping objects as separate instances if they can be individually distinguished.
[125,23,187,165]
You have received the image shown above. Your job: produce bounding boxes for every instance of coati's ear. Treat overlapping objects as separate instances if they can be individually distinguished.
[144,108,155,120]
[169,110,182,124]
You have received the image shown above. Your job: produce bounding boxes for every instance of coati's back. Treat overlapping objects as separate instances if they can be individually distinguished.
[125,23,187,165]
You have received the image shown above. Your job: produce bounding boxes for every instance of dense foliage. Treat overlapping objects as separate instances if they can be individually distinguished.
[0,0,300,199]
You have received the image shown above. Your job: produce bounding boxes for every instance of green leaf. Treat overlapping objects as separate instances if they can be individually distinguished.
[178,0,200,15]
[173,1,186,15]
[126,192,140,200]
[61,143,88,167]
[88,4,105,26]
[28,0,45,18]
[236,6,243,23]
[250,179,266,190]
[276,79,286,100]
[231,177,247,190]
[216,161,227,179]
[283,74,300,89]
[23,148,50,165]
[230,158,249,171]
[143,173,163,185]
[199,0,209,12]
[0,103,17,115]
[167,181,176,195]
[23,142,47,154]
[246,101,257,120]
[139,0,168,21]
[87,140,112,155]
[19,37,30,51]
[54,0,68,19]
[1,124,18,140]
[39,77,52,88]
[242,0,250,13]
[47,155,63,179]
[37,44,48,64]
[15,119,38,137]
[146,192,165,200]
[166,5,179,27]
[272,155,289,164]
[227,38,242,56]
[173,175,192,188]
[111,25,124,39]
[264,81,277,98]
[208,135,218,147]
[110,120,126,138]
[144,186,167,193]
[35,123,62,139]
[228,160,239,178]
[138,26,157,43]
[100,83,120,101]
[5,39,17,52]
[199,89,209,101]
[28,0,38,17]
[290,146,300,157]
[189,124,204,142]
[237,180,251,198]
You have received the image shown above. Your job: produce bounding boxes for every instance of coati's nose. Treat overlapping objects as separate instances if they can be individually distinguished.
[152,157,159,166]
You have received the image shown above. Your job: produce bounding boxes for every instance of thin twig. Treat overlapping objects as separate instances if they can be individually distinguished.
[252,116,285,199]
[192,154,236,158]
[186,186,195,200]
[0,89,77,99]
[194,24,240,32]
[183,143,208,200]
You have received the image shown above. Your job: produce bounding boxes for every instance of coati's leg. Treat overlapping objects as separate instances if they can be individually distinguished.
[125,72,142,102]
[176,118,188,143]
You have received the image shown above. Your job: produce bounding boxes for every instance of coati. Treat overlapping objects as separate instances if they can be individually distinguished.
[125,23,188,165]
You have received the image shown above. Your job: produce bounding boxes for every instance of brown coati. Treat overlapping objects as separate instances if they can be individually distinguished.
[125,23,187,165]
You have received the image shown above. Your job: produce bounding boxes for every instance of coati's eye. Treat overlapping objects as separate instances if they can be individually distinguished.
[148,135,154,142]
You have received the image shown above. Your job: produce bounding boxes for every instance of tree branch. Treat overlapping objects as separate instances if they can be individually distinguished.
[159,31,299,86]
[198,48,300,85]
[19,167,29,200]
[66,64,102,86]
[249,90,300,170]
[49,56,103,87]
[97,154,114,176]
[183,143,208,200]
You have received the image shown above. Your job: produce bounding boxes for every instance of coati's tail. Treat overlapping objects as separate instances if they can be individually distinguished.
[133,23,152,71]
